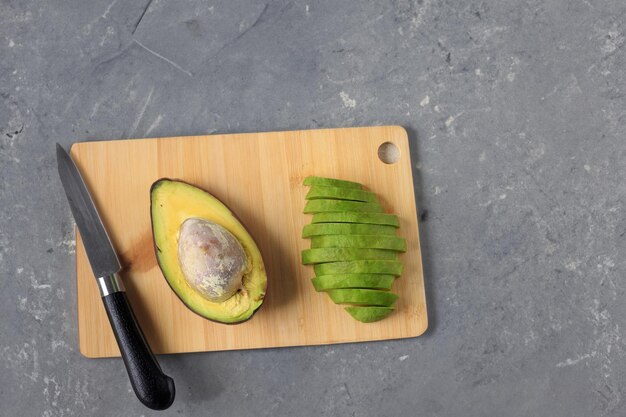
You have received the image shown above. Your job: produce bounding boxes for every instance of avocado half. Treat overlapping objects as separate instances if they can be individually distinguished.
[150,179,267,324]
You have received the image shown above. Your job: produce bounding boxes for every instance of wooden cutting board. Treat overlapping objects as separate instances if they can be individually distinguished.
[72,126,427,358]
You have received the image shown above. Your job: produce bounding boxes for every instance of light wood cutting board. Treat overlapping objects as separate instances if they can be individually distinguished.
[72,126,427,358]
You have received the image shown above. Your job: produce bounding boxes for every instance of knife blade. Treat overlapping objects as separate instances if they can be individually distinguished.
[56,143,175,410]
[56,144,121,279]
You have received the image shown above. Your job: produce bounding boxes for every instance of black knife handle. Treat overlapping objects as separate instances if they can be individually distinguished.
[102,290,176,410]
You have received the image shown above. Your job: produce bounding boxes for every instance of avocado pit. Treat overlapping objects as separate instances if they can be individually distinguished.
[177,218,247,303]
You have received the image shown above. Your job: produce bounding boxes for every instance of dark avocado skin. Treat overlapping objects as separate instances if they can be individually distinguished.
[150,178,267,325]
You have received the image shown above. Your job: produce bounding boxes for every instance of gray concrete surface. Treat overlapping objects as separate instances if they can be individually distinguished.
[1,0,625,415]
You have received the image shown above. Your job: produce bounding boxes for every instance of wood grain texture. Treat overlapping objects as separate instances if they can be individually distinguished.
[72,126,427,358]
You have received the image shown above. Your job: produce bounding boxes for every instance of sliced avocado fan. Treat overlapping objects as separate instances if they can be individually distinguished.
[302,176,405,323]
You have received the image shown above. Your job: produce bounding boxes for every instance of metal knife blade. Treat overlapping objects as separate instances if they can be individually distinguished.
[56,143,121,278]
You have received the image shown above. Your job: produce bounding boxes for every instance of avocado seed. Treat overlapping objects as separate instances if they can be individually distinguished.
[177,218,247,302]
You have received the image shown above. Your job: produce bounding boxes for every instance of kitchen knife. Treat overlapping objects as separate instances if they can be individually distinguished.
[56,144,175,410]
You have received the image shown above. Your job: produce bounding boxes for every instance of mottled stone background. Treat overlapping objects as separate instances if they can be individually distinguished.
[1,0,625,416]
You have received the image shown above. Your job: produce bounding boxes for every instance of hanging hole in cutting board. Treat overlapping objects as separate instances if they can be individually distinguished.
[378,141,400,164]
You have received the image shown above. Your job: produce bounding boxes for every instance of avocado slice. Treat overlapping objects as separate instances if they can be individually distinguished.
[150,179,267,324]
[311,274,396,291]
[306,186,379,203]
[303,176,363,189]
[304,199,383,214]
[314,260,404,276]
[345,306,395,323]
[302,223,397,237]
[301,248,397,264]
[327,289,398,307]
[311,235,407,252]
[311,212,400,227]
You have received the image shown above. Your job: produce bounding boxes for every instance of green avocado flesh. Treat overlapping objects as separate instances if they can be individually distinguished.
[345,306,395,323]
[301,248,397,264]
[311,212,400,227]
[304,199,383,214]
[311,235,407,252]
[314,260,404,276]
[302,223,397,237]
[302,176,403,323]
[151,179,267,324]
[306,186,379,203]
[311,274,396,291]
[303,176,363,189]
[327,289,398,307]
